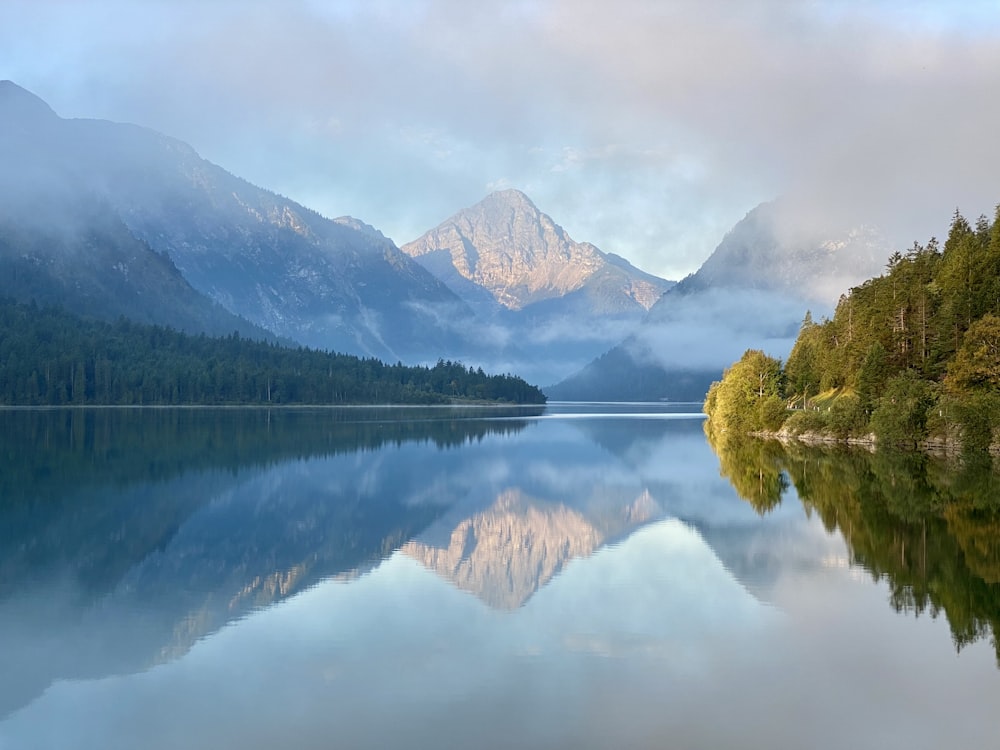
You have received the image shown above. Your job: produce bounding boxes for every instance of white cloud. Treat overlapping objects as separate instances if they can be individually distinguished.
[4,0,999,279]
[629,287,816,371]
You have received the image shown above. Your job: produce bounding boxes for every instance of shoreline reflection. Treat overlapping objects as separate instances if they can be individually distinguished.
[707,424,1000,666]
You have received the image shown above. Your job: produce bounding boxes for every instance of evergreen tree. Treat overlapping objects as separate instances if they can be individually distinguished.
[784,311,822,408]
[0,299,547,406]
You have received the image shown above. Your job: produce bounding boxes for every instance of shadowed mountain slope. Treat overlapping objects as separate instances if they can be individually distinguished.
[0,80,483,362]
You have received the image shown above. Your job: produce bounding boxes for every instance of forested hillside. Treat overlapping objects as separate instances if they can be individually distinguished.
[0,300,546,406]
[705,205,1000,454]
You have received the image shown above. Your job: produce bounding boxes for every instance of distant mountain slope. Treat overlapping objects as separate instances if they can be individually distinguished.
[548,200,888,401]
[673,200,886,303]
[0,198,276,340]
[402,189,674,384]
[0,80,479,362]
[0,84,271,339]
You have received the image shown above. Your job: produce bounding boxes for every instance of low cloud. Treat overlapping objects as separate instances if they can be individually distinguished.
[522,313,642,347]
[402,299,513,350]
[6,1,999,282]
[628,287,815,372]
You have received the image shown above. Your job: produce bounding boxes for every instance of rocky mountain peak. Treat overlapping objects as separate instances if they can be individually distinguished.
[482,187,537,210]
[444,188,578,264]
[472,188,548,231]
[401,189,668,311]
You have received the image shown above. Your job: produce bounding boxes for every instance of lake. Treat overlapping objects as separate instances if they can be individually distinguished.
[1,404,999,749]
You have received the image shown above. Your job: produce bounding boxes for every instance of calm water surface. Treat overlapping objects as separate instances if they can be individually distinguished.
[1,404,998,749]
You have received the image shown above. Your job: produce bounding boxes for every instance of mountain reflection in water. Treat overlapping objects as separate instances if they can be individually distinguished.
[403,487,660,609]
[0,406,541,717]
[2,405,999,750]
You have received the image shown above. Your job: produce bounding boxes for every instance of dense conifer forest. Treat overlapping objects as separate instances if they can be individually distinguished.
[705,204,1000,455]
[0,299,546,405]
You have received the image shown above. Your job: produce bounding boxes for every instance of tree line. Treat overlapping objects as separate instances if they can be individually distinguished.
[705,203,1000,455]
[0,299,546,406]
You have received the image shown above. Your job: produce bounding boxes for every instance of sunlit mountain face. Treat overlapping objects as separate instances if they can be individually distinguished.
[402,189,671,313]
[402,188,675,386]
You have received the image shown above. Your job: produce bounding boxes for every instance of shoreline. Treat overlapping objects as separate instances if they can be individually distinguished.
[0,400,546,411]
[743,426,999,458]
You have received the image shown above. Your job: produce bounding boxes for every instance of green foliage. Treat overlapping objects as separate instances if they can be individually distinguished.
[703,380,719,417]
[704,349,783,433]
[783,409,829,435]
[946,313,1000,390]
[870,371,934,446]
[0,299,547,406]
[784,312,822,406]
[826,393,868,438]
[856,341,890,412]
[952,391,1000,458]
[713,202,1000,454]
[757,394,788,432]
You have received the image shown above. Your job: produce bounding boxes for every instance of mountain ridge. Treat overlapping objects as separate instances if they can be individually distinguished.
[547,200,889,401]
[0,81,484,363]
[402,188,671,313]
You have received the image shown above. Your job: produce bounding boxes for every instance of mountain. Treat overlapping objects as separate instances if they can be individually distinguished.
[401,189,674,385]
[0,83,272,339]
[675,200,887,302]
[402,487,660,609]
[0,80,480,362]
[0,192,276,339]
[401,189,669,313]
[547,200,889,401]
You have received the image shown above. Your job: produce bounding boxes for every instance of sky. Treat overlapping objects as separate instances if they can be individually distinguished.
[4,0,1000,280]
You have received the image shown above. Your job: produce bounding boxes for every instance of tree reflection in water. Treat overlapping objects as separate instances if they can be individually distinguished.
[706,424,1000,666]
